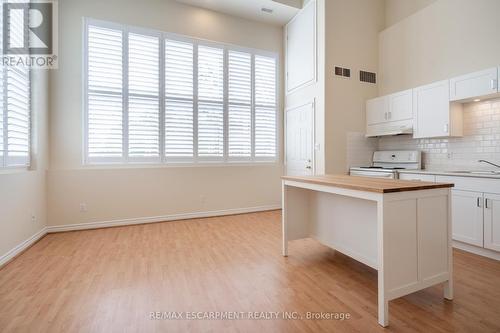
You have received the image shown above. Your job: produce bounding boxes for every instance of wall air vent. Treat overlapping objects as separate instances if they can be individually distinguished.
[334,66,351,78]
[360,70,376,84]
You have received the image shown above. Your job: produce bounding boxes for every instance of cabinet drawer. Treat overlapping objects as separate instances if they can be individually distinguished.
[399,173,436,182]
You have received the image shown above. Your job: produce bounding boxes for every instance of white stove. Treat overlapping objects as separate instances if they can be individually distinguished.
[350,150,421,179]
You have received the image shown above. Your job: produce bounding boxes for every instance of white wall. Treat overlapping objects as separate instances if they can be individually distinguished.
[324,0,385,173]
[379,0,500,95]
[384,0,436,28]
[0,70,49,259]
[48,0,283,227]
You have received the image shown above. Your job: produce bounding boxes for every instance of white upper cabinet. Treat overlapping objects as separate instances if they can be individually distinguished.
[449,67,498,102]
[366,96,388,125]
[388,89,412,122]
[285,0,316,93]
[413,80,463,138]
[365,89,413,137]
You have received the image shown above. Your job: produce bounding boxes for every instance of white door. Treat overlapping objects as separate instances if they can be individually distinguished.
[286,102,314,176]
[451,190,484,247]
[366,96,388,125]
[449,67,498,101]
[413,80,450,138]
[388,89,412,122]
[484,193,500,252]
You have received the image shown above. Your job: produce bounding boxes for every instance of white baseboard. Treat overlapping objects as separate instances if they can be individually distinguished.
[46,204,281,233]
[453,241,500,261]
[0,227,48,267]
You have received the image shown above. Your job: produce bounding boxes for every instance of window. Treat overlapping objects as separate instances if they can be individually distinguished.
[0,4,31,168]
[84,19,278,164]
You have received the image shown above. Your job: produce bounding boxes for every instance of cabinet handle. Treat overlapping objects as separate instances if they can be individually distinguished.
[485,198,490,209]
[477,197,482,208]
[388,111,392,119]
[384,112,387,120]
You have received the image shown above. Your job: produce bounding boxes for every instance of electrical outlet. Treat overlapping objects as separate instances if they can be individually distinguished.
[80,203,88,213]
[200,195,206,204]
[31,214,36,224]
[447,152,453,159]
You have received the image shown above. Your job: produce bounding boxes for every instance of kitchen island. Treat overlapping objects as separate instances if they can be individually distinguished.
[281,174,454,327]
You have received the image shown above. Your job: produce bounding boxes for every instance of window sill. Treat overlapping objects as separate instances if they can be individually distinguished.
[0,166,31,175]
[81,160,281,170]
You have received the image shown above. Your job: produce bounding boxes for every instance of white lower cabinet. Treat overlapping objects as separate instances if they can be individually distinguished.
[451,190,484,247]
[484,193,500,252]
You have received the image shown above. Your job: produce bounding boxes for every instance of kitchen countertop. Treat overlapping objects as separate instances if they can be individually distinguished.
[398,169,500,179]
[282,174,453,193]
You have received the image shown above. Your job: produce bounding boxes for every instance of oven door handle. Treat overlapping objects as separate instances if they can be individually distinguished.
[350,170,395,178]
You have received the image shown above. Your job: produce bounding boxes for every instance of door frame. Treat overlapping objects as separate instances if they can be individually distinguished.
[284,99,316,175]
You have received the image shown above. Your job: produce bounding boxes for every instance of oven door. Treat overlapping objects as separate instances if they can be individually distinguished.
[350,169,396,179]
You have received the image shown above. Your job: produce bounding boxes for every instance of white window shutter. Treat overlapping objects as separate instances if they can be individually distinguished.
[197,45,224,158]
[0,66,4,167]
[6,66,30,166]
[0,3,31,168]
[165,39,194,158]
[254,55,277,158]
[128,32,160,161]
[87,25,123,162]
[228,50,251,157]
[85,19,278,165]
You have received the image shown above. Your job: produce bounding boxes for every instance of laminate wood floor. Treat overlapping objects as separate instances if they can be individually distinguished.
[1,210,499,332]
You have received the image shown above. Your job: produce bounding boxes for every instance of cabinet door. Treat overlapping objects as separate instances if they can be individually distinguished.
[413,80,450,138]
[388,89,412,122]
[451,190,484,247]
[450,67,498,101]
[285,0,316,93]
[484,193,500,252]
[366,96,388,125]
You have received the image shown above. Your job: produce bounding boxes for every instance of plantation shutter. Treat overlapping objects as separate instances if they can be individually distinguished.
[0,49,4,167]
[6,66,30,166]
[165,39,194,158]
[197,45,224,158]
[228,50,251,157]
[254,55,277,158]
[85,19,278,164]
[87,24,123,162]
[128,32,160,161]
[0,4,31,168]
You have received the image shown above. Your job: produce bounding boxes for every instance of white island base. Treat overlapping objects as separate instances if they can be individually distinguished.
[282,175,454,327]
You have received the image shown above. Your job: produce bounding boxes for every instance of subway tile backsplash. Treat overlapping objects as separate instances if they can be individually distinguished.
[378,98,500,171]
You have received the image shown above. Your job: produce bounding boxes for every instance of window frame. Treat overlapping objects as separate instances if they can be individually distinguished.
[83,17,279,166]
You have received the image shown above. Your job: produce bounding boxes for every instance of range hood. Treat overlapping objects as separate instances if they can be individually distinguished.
[366,119,413,137]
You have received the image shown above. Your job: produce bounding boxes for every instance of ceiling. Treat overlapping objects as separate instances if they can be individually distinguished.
[175,0,301,26]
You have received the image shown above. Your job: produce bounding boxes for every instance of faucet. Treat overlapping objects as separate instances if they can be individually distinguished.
[478,159,500,169]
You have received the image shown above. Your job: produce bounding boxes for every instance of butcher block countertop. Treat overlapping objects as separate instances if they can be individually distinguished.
[282,174,454,193]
